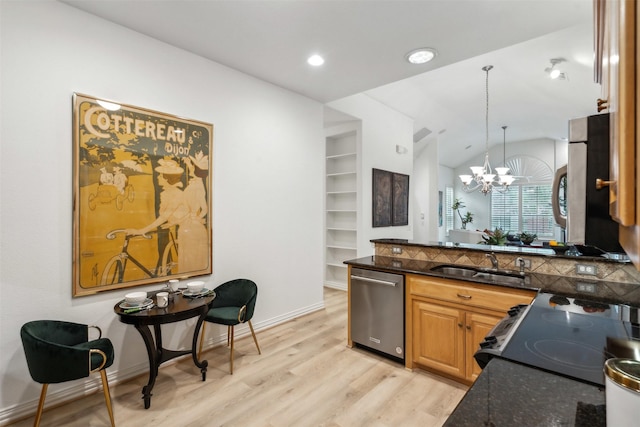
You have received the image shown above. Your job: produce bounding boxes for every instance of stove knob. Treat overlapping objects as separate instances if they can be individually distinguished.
[508,308,519,317]
[479,340,493,349]
[484,335,498,344]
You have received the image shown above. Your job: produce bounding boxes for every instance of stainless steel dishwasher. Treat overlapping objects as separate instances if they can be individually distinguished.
[350,267,405,362]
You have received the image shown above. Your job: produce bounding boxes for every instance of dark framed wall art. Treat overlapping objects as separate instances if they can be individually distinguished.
[392,172,409,226]
[372,168,392,227]
[372,168,409,227]
[72,93,213,296]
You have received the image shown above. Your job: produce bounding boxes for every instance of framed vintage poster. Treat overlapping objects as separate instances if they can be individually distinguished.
[72,93,213,296]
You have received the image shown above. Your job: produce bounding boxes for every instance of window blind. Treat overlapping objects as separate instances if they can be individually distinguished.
[490,184,554,237]
[445,186,454,234]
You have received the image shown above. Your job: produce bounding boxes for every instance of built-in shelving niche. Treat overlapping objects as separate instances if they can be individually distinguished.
[325,129,358,290]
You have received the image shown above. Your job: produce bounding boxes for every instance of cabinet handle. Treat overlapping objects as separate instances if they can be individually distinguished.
[466,325,471,330]
[597,98,608,112]
[596,178,615,190]
[350,275,397,287]
[457,322,463,328]
[456,293,472,300]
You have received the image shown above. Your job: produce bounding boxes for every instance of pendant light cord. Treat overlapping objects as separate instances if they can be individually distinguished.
[482,65,493,172]
[502,125,507,167]
[485,66,490,153]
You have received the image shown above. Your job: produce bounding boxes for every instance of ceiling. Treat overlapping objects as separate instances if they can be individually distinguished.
[62,0,599,168]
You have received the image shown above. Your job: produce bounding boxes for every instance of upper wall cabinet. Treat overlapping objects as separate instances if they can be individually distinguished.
[596,0,636,225]
[595,0,640,267]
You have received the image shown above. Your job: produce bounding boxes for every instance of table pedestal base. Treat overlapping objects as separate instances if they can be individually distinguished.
[134,309,208,409]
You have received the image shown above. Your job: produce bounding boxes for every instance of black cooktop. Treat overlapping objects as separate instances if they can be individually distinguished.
[501,293,640,387]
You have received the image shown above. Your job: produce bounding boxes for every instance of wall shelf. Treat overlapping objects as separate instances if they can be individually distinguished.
[325,129,358,290]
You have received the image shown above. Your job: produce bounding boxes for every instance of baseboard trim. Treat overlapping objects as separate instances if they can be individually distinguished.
[324,281,347,291]
[0,300,325,426]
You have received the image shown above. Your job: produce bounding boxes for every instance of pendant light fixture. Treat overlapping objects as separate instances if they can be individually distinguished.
[499,125,515,187]
[459,65,512,195]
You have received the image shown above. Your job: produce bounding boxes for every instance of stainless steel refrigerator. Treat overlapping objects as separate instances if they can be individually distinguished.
[553,113,623,254]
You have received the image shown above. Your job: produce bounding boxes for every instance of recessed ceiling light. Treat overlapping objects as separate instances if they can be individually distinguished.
[406,48,437,64]
[307,54,324,66]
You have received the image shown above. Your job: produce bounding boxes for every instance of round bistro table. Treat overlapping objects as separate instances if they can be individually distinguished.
[114,291,215,409]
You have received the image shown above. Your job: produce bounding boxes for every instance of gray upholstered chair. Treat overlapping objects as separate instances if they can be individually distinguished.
[20,320,115,427]
[198,279,261,374]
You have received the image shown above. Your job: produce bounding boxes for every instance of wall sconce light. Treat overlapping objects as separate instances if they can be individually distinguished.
[545,58,567,80]
[396,144,408,154]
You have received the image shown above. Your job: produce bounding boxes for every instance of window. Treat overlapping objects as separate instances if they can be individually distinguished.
[444,186,454,234]
[491,189,519,232]
[489,155,556,238]
[490,184,555,237]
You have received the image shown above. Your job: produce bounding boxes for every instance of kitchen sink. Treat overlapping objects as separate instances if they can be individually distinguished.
[430,264,525,286]
[432,266,478,278]
[471,271,525,286]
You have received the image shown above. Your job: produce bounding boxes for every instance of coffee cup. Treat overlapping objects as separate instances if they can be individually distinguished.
[156,291,169,308]
[169,279,180,292]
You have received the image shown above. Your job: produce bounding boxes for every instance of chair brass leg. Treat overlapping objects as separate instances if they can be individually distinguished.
[198,322,207,359]
[229,325,235,374]
[248,320,261,355]
[227,325,231,347]
[33,384,47,427]
[100,370,115,427]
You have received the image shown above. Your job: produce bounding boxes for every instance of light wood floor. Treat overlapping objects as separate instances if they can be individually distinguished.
[9,288,467,427]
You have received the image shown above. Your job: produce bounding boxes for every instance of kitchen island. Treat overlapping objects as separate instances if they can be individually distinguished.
[444,358,605,427]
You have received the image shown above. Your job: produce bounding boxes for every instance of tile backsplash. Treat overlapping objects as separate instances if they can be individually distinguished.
[375,243,640,285]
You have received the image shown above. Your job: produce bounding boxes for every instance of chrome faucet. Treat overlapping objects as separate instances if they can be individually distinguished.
[516,257,526,275]
[486,253,499,270]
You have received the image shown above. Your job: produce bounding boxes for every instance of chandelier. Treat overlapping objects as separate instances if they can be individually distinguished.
[459,65,514,195]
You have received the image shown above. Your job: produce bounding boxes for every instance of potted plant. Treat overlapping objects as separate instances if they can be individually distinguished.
[519,231,537,245]
[481,228,507,246]
[452,198,474,230]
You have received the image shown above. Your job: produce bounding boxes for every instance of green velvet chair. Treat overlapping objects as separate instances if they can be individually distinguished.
[198,279,261,374]
[20,320,116,427]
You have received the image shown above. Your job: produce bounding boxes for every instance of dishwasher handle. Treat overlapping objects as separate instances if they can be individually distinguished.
[350,275,398,287]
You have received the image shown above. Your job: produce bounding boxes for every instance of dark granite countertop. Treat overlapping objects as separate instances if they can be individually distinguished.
[345,255,640,307]
[444,358,605,427]
[370,238,629,261]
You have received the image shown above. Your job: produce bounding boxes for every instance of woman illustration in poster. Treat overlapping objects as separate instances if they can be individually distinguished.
[180,151,209,272]
[127,156,209,275]
[127,159,188,272]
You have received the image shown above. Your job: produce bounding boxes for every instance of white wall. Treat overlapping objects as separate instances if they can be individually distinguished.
[438,164,455,242]
[413,139,439,243]
[327,94,414,255]
[0,1,324,421]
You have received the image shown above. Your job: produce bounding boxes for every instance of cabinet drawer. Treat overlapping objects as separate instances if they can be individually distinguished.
[408,275,534,313]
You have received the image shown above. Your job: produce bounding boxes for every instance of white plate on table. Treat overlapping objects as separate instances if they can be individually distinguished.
[182,288,211,298]
[119,298,153,309]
